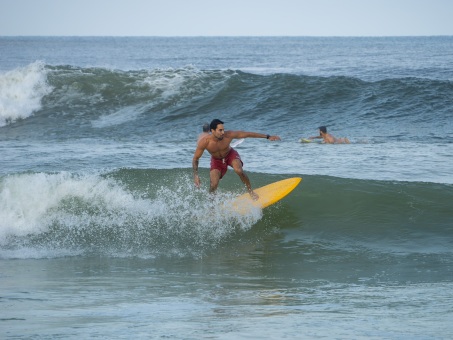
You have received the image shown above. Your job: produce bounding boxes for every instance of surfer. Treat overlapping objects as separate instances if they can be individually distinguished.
[197,122,210,142]
[308,126,350,144]
[192,119,281,200]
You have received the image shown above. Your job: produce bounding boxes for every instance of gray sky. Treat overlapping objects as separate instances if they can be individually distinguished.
[1,0,452,36]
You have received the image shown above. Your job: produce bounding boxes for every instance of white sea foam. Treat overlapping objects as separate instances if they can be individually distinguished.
[0,172,260,256]
[0,172,146,240]
[0,61,53,127]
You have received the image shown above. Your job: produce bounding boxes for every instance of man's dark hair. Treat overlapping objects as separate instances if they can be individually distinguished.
[210,119,224,131]
[318,126,327,133]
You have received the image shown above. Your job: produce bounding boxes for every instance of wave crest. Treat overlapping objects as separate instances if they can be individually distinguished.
[0,61,53,126]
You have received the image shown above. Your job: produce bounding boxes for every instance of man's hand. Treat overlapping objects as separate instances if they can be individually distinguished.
[194,174,201,188]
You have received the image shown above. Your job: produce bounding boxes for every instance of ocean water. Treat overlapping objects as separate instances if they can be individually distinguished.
[1,36,453,339]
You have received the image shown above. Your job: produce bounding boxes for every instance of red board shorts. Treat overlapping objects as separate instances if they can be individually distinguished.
[210,148,243,179]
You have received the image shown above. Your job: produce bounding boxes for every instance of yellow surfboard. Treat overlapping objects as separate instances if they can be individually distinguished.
[230,177,302,214]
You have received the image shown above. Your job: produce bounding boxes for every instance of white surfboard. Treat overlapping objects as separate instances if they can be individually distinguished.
[231,138,245,147]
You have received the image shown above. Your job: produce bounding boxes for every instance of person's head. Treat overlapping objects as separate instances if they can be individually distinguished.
[202,122,210,133]
[210,119,224,131]
[318,126,327,135]
[210,119,225,140]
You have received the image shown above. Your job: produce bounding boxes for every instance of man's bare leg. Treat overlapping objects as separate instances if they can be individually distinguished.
[231,159,259,200]
[209,169,221,193]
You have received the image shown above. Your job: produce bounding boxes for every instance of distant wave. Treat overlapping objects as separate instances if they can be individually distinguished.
[1,63,451,131]
[1,62,452,149]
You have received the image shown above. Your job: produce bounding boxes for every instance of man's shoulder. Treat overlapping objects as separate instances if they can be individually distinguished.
[224,130,238,138]
[198,134,215,146]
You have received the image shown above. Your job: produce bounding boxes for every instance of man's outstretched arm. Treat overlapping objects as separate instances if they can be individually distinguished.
[227,131,281,141]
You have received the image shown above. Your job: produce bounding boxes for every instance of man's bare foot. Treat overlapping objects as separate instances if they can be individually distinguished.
[249,191,259,201]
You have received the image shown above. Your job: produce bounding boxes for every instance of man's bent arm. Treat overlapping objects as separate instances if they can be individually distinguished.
[192,156,201,187]
[192,157,199,176]
[192,146,204,187]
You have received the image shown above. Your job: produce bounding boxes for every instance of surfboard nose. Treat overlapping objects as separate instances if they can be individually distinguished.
[229,177,302,215]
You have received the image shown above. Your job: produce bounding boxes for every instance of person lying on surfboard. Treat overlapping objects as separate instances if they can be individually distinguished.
[192,118,281,200]
[308,126,350,144]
